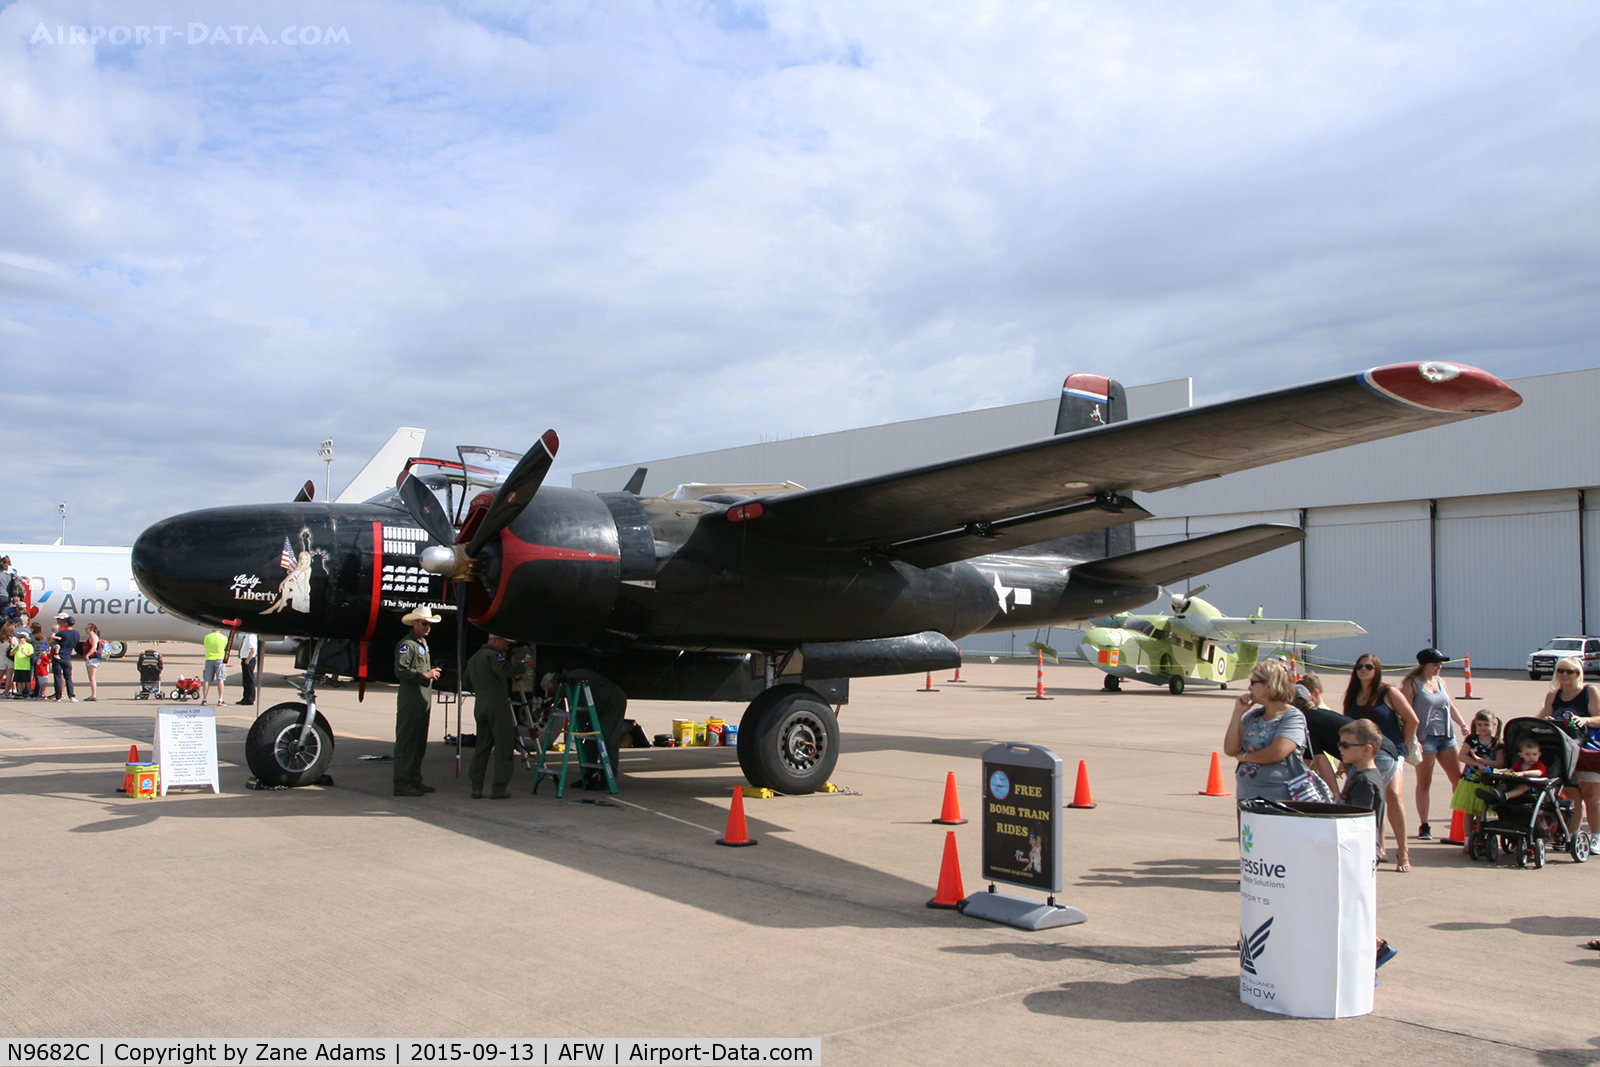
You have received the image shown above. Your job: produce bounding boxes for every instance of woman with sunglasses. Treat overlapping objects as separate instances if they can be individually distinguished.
[1400,648,1470,842]
[1345,655,1419,871]
[1538,656,1600,839]
[1224,659,1308,803]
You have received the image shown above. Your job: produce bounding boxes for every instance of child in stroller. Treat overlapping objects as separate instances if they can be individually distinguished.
[134,648,163,699]
[1470,717,1592,868]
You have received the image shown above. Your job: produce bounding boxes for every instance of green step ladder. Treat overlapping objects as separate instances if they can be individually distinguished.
[532,680,618,796]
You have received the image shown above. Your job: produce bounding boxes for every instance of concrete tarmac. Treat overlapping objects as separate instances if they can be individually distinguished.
[2,653,1596,1064]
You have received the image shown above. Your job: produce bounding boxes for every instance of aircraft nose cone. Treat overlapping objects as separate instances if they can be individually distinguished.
[132,504,351,634]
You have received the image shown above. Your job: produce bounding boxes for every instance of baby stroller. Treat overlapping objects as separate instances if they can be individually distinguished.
[1468,717,1591,868]
[169,676,202,701]
[134,648,163,699]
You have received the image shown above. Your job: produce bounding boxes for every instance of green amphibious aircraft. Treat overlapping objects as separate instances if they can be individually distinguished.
[1078,589,1367,694]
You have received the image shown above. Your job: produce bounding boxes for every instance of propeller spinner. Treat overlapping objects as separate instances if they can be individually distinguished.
[410,429,560,582]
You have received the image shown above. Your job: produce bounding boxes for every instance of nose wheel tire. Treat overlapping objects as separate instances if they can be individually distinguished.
[738,684,839,795]
[245,702,335,787]
[1168,674,1185,695]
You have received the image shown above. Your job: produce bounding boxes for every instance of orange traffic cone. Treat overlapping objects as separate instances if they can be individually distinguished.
[926,830,966,909]
[716,786,757,847]
[917,670,939,693]
[1462,656,1481,700]
[119,744,138,793]
[932,771,967,824]
[1069,760,1096,809]
[948,648,966,683]
[1443,809,1466,846]
[1199,751,1232,796]
[1026,649,1052,700]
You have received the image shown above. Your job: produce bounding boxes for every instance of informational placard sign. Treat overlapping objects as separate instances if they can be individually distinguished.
[980,742,1063,893]
[155,705,221,795]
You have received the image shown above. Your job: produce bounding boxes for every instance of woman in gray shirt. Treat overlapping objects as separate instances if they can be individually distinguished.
[1401,648,1469,842]
[1224,659,1308,802]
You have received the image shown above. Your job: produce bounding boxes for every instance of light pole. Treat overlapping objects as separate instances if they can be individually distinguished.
[58,503,67,543]
[318,438,335,502]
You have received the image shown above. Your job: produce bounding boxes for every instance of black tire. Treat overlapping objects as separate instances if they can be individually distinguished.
[737,684,809,790]
[1168,674,1185,695]
[1466,833,1480,862]
[1571,831,1591,863]
[1529,671,1543,681]
[246,702,335,787]
[1101,675,1121,692]
[741,685,839,795]
[1532,839,1546,869]
[1485,833,1499,862]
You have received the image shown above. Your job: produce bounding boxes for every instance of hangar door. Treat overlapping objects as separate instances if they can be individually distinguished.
[1436,491,1581,670]
[1304,502,1431,670]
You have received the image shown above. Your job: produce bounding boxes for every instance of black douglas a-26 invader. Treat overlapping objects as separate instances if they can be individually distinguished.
[132,362,1520,793]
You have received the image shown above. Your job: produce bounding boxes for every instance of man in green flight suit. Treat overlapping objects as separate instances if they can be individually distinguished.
[540,669,627,789]
[467,634,532,799]
[394,608,442,797]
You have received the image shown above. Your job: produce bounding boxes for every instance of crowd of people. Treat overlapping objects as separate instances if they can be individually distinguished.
[3,612,105,701]
[1225,648,1600,873]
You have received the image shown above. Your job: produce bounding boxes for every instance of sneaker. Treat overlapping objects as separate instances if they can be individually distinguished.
[69,697,79,702]
[1417,823,1432,841]
[1375,941,1398,969]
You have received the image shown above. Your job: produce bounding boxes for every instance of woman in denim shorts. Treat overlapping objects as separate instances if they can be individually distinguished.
[1402,648,1470,841]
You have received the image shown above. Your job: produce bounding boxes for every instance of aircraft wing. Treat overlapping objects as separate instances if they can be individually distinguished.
[741,362,1519,563]
[1207,618,1368,642]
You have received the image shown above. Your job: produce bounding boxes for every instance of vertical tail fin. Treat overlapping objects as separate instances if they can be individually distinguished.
[1055,374,1127,435]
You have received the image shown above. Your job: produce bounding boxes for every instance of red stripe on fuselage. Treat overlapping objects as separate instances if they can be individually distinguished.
[471,530,621,627]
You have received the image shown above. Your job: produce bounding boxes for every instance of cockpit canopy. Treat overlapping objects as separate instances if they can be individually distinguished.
[364,445,524,528]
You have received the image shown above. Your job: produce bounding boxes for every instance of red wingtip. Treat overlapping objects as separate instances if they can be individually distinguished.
[541,429,560,455]
[1362,362,1522,413]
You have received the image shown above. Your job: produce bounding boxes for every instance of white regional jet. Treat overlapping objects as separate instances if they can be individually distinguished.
[3,428,426,656]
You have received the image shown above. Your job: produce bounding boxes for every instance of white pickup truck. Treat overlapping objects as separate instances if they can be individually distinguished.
[1527,636,1600,681]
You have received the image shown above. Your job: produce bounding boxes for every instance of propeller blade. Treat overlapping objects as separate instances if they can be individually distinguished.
[293,480,315,503]
[622,467,648,495]
[464,429,559,558]
[398,475,458,547]
[1188,583,1211,598]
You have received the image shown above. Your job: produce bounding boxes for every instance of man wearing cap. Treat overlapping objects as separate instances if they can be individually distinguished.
[466,635,532,799]
[50,615,80,702]
[394,609,442,797]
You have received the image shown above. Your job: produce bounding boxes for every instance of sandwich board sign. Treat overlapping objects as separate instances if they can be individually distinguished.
[963,742,1085,930]
[155,705,221,795]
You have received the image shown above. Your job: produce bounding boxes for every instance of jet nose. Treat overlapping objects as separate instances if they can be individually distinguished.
[133,504,354,635]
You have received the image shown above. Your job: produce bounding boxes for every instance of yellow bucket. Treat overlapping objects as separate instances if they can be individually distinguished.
[133,765,160,799]
[694,722,707,746]
[672,719,696,745]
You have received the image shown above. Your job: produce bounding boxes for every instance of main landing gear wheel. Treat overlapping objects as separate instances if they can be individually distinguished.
[245,702,335,787]
[738,684,839,795]
[1101,675,1121,692]
[1168,675,1185,695]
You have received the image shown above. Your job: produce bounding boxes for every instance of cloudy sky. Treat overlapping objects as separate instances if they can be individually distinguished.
[3,1,1596,544]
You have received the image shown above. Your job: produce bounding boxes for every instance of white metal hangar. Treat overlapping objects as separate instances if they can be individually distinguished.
[574,366,1598,671]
